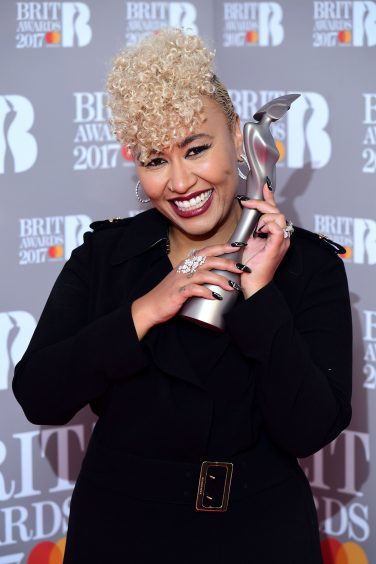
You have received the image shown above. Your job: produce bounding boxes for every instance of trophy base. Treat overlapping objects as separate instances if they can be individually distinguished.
[180,311,225,333]
[180,287,238,332]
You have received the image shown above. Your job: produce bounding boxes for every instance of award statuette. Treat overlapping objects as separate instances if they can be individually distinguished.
[180,93,301,331]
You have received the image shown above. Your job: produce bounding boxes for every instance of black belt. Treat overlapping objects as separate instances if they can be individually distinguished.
[81,432,298,512]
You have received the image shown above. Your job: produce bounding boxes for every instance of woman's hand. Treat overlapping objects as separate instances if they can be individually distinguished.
[132,185,291,338]
[131,243,242,339]
[239,183,291,299]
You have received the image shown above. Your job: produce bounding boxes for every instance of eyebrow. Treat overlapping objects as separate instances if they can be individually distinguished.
[177,133,213,149]
[137,133,213,163]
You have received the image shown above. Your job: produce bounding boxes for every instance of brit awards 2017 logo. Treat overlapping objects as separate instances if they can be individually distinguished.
[0,311,36,391]
[229,89,331,168]
[0,95,37,174]
[73,92,133,171]
[15,2,92,48]
[222,2,284,47]
[363,310,376,390]
[18,214,92,265]
[0,425,90,560]
[313,1,376,47]
[314,214,376,263]
[303,429,371,546]
[0,537,66,564]
[124,1,198,45]
[362,93,376,173]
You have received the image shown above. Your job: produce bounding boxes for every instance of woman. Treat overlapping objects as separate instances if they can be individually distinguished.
[13,29,352,563]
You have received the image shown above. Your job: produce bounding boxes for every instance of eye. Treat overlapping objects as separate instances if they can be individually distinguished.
[185,144,211,158]
[144,157,166,168]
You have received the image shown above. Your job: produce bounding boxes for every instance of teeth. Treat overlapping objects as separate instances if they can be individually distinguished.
[174,190,212,211]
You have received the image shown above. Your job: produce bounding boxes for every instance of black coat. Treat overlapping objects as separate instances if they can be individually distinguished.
[13,208,352,564]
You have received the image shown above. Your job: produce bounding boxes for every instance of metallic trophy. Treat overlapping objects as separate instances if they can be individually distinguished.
[180,93,301,331]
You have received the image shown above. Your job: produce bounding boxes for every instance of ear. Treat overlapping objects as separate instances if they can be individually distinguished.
[233,114,243,158]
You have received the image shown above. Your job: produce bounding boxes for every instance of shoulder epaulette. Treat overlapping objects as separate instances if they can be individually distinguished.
[90,217,129,231]
[294,226,346,255]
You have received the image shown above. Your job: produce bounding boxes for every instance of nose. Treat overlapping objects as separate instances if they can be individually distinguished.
[168,158,197,194]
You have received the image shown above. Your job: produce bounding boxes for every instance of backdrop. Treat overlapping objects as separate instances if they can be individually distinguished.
[1,1,375,562]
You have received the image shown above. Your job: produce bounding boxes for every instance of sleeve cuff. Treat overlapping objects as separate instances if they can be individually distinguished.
[224,282,293,361]
[74,302,149,381]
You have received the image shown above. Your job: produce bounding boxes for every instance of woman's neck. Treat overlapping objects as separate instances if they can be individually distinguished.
[168,201,241,266]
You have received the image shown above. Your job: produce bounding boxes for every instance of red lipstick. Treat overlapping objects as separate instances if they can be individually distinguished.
[170,189,214,218]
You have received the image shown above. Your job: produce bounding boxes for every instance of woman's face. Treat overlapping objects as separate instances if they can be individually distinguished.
[135,97,243,240]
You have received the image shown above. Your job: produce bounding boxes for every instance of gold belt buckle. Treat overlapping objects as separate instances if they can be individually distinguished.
[196,461,233,512]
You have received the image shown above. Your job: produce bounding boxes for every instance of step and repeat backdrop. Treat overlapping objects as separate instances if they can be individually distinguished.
[1,1,375,562]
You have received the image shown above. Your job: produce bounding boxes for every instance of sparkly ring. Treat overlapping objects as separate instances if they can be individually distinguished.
[177,255,206,277]
[283,220,294,239]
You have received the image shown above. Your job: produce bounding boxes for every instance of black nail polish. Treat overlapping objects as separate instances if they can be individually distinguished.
[236,263,251,273]
[265,176,273,191]
[212,291,223,300]
[228,280,242,291]
[235,195,250,208]
[231,241,247,247]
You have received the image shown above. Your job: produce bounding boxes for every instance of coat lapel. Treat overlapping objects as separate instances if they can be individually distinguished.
[107,208,303,390]
[110,209,207,389]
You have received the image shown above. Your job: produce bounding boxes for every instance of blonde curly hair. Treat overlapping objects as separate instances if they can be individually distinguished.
[106,28,236,161]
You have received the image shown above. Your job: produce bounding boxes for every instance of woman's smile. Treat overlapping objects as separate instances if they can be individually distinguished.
[170,188,214,217]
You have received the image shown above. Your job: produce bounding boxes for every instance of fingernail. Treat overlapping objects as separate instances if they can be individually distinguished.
[265,176,273,191]
[212,291,223,300]
[236,195,250,207]
[236,263,251,273]
[228,280,242,291]
[254,229,267,239]
[231,241,247,247]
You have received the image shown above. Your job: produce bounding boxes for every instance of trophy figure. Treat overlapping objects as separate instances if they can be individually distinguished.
[180,93,301,331]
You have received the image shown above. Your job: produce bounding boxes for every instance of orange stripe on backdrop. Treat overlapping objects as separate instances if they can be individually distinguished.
[275,140,286,163]
[338,30,352,43]
[246,30,259,43]
[48,245,64,259]
[27,537,66,564]
[321,538,368,564]
[45,32,61,44]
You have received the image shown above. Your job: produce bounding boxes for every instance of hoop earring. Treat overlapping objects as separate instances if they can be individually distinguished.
[238,152,251,180]
[135,180,150,204]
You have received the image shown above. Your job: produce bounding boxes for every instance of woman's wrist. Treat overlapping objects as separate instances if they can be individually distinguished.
[131,297,154,340]
[241,276,272,300]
